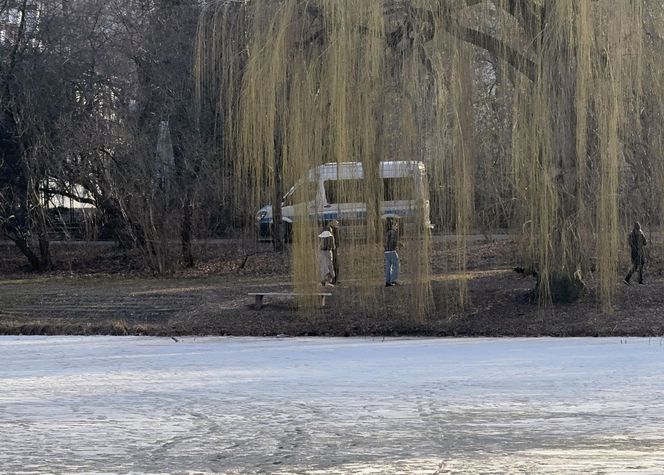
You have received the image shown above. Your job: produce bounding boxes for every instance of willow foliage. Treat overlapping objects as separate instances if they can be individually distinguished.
[197,0,662,315]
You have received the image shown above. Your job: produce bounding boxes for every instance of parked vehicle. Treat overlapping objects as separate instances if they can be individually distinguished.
[256,161,432,240]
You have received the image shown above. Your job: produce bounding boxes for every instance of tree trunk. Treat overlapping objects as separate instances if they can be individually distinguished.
[181,198,194,267]
[272,131,285,252]
[538,8,585,302]
[2,220,43,270]
[13,236,41,270]
[38,235,51,270]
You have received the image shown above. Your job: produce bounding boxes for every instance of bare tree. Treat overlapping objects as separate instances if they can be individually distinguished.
[1,0,207,272]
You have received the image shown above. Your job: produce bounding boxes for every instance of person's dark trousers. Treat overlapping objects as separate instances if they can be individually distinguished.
[332,249,339,283]
[625,257,644,284]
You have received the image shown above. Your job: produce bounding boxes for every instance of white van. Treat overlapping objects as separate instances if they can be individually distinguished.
[256,161,432,239]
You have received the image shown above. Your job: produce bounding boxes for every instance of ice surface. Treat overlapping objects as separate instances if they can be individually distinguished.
[1,336,664,473]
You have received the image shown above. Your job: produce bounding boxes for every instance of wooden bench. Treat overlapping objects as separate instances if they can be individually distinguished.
[248,292,332,309]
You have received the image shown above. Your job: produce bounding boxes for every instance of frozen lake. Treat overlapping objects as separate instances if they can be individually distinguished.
[2,336,664,474]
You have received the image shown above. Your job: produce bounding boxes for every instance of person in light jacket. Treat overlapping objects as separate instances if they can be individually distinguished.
[318,228,336,287]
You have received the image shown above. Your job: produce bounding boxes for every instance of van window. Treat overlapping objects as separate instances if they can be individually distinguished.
[324,179,365,204]
[383,177,414,201]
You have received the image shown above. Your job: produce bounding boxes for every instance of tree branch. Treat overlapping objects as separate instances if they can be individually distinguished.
[406,2,538,81]
[440,21,537,81]
[493,0,542,40]
[39,187,97,206]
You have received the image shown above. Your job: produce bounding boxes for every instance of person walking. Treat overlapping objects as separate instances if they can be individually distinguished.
[624,221,647,285]
[384,218,400,287]
[318,228,336,287]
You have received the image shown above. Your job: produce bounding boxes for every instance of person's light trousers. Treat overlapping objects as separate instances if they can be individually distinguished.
[384,251,399,284]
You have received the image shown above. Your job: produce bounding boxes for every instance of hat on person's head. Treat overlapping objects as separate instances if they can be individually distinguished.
[318,230,333,238]
[329,220,340,228]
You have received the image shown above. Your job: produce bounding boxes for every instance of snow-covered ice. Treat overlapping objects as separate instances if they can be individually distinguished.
[1,336,664,474]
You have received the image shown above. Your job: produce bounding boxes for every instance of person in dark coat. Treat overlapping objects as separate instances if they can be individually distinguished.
[624,221,647,285]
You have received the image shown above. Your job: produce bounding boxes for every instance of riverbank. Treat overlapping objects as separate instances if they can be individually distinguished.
[1,238,663,336]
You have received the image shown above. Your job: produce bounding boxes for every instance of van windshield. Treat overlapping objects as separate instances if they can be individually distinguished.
[282,180,317,207]
[324,179,365,204]
[383,177,413,201]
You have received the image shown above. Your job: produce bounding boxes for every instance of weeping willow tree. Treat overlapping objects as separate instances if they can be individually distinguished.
[196,0,662,313]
